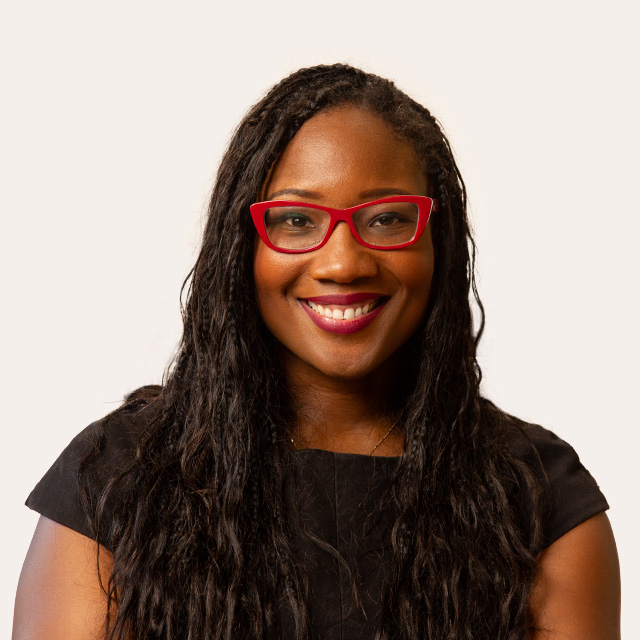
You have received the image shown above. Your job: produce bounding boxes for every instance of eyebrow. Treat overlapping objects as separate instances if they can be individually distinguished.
[266,188,320,200]
[265,187,412,201]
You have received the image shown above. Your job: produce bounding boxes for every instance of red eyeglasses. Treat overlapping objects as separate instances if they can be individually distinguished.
[250,195,438,253]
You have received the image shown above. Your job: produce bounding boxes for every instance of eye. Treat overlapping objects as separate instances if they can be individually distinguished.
[264,207,319,231]
[369,212,409,227]
[283,213,315,228]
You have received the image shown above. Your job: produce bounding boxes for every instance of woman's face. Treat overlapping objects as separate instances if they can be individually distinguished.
[253,105,434,380]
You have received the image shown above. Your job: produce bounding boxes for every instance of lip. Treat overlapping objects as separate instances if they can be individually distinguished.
[301,292,385,305]
[299,298,388,335]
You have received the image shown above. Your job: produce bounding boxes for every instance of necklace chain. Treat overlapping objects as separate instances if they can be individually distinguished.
[290,419,399,456]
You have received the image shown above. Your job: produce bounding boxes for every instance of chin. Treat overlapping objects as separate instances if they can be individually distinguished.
[322,366,374,381]
[314,352,387,381]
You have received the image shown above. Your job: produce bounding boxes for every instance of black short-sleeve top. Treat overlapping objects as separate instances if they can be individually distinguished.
[25,408,609,638]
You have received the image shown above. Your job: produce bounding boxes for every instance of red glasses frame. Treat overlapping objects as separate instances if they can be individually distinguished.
[250,195,438,253]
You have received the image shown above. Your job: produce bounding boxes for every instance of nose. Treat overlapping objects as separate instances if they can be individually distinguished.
[308,222,378,283]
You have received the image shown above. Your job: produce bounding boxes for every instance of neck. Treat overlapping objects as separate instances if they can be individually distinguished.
[281,348,406,456]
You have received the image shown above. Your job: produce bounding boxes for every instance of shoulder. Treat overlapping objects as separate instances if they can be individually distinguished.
[81,387,162,480]
[499,412,610,550]
[25,385,162,545]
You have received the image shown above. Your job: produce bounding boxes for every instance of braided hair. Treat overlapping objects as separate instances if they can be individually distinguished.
[80,63,545,639]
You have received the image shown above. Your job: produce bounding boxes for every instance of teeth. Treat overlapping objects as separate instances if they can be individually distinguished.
[306,299,382,320]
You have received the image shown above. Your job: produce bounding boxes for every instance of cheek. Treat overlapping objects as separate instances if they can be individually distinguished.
[253,241,299,316]
[401,234,435,315]
[253,243,279,308]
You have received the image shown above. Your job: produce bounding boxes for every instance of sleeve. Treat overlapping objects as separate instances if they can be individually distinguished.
[521,423,609,548]
[25,409,142,546]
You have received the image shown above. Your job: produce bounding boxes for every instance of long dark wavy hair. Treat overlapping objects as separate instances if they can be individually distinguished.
[79,63,546,639]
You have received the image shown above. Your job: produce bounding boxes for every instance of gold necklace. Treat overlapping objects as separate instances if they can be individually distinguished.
[290,419,399,456]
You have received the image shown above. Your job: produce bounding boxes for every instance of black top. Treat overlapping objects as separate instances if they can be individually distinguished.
[26,409,609,638]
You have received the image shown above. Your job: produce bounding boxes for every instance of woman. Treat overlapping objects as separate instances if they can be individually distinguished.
[14,64,620,639]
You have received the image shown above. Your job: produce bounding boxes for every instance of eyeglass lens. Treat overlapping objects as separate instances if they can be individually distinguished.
[263,201,420,250]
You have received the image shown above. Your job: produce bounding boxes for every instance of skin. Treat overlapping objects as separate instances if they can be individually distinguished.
[13,517,119,640]
[528,512,620,638]
[13,105,621,639]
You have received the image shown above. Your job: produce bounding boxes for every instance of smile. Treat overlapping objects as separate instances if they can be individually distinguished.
[305,297,383,320]
[298,296,389,335]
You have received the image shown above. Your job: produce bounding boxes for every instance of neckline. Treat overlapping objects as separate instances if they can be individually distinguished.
[292,447,402,462]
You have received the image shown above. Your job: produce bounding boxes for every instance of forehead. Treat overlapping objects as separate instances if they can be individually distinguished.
[264,105,428,204]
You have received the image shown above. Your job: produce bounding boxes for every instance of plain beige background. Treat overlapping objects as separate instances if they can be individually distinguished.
[2,1,638,637]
